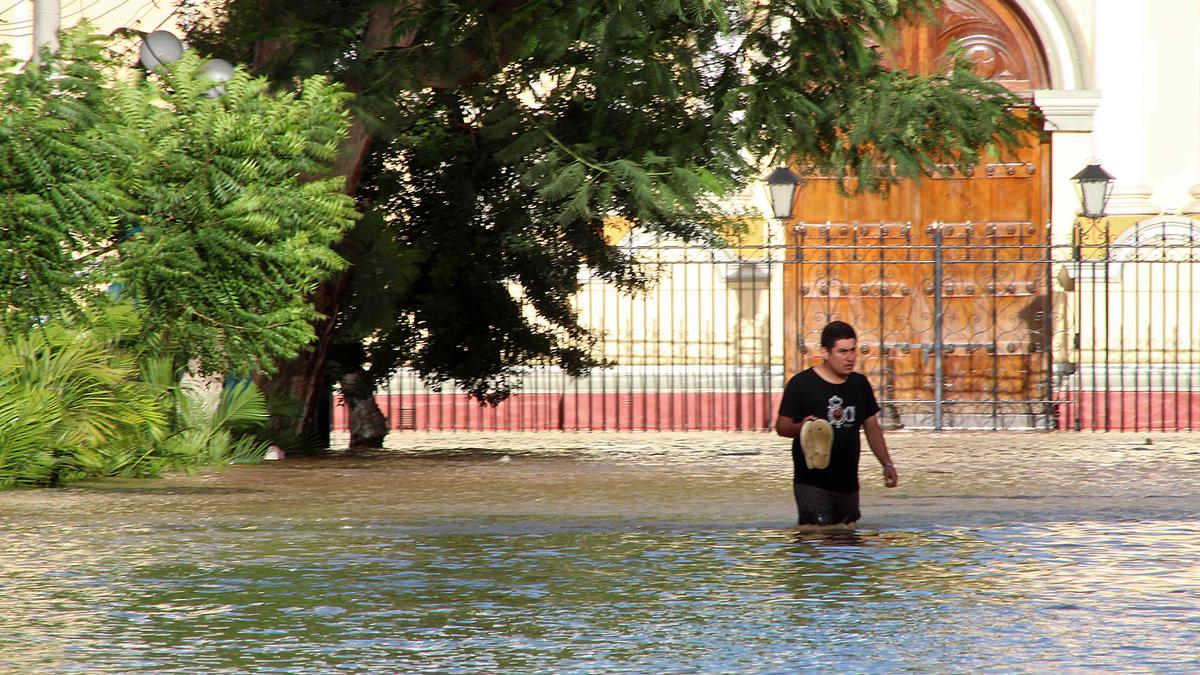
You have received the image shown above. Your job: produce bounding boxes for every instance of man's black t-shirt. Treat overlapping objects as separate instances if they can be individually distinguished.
[778,368,880,493]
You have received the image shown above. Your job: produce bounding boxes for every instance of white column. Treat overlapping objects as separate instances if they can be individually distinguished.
[32,0,60,61]
[1092,0,1159,215]
[1033,89,1101,246]
[1183,2,1200,213]
[1137,0,1200,213]
[1033,89,1100,374]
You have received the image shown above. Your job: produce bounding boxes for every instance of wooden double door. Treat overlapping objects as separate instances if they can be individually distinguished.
[781,0,1054,428]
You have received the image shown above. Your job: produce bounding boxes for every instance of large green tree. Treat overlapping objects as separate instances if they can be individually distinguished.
[0,30,356,376]
[0,30,356,483]
[180,0,1029,447]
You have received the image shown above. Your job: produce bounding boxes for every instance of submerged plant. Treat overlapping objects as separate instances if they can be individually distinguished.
[147,359,272,468]
[0,306,162,487]
[0,305,273,489]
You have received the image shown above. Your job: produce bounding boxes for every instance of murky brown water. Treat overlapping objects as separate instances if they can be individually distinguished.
[2,431,1199,672]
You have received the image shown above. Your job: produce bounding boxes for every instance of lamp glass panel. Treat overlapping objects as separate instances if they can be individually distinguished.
[768,183,795,219]
[1080,180,1109,219]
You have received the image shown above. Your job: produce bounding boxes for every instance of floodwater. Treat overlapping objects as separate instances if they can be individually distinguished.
[1,431,1199,673]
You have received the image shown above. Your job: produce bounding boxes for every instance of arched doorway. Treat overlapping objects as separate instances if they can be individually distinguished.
[782,0,1053,429]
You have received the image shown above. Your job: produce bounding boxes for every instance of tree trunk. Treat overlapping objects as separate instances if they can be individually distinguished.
[256,267,350,450]
[254,6,413,450]
[340,370,390,447]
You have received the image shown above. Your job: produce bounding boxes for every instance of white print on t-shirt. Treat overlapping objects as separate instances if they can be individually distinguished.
[827,395,856,429]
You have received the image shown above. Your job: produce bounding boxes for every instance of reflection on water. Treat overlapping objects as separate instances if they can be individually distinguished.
[1,432,1198,672]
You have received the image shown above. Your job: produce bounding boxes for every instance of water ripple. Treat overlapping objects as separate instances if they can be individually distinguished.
[1,431,1199,672]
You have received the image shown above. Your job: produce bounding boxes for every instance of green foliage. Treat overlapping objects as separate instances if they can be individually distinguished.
[183,0,1031,400]
[109,52,359,376]
[152,374,272,468]
[0,32,130,330]
[0,27,351,482]
[0,27,358,376]
[0,305,274,489]
[0,306,160,487]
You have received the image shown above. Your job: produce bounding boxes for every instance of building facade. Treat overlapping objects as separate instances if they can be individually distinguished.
[2,1,1195,431]
[368,0,1200,433]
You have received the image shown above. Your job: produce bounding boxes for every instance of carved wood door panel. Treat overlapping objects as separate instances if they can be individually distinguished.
[781,0,1052,428]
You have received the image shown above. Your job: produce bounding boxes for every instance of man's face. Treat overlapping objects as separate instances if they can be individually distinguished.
[822,338,858,376]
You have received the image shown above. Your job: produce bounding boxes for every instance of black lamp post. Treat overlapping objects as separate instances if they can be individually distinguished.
[1067,162,1114,431]
[765,166,801,220]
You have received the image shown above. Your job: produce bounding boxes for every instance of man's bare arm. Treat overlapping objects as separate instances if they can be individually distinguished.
[775,414,816,439]
[863,415,898,487]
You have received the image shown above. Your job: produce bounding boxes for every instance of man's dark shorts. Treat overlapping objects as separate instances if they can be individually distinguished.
[793,482,861,525]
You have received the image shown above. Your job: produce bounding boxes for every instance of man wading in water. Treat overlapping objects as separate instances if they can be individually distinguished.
[775,321,899,527]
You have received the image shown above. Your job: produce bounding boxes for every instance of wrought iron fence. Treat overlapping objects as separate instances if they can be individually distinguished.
[1058,216,1200,431]
[788,220,1054,431]
[334,217,1200,432]
[339,240,785,432]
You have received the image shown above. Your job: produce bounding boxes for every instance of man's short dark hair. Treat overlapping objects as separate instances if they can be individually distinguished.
[820,321,857,349]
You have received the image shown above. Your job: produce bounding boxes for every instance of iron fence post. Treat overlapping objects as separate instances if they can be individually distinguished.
[1074,218,1083,431]
[933,221,945,430]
